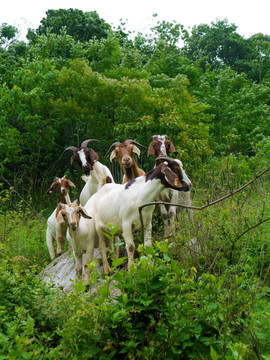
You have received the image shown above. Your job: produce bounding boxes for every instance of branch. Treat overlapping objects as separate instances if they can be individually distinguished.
[139,163,270,241]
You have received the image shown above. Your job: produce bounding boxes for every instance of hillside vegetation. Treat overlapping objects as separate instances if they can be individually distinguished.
[0,10,269,359]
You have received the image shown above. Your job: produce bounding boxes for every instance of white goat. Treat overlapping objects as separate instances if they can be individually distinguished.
[84,156,192,271]
[46,176,76,260]
[148,135,193,236]
[79,160,114,206]
[56,201,111,287]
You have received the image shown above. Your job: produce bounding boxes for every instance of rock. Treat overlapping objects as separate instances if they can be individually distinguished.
[39,248,104,293]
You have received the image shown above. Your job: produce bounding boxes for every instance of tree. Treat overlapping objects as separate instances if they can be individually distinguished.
[0,23,18,49]
[35,9,111,42]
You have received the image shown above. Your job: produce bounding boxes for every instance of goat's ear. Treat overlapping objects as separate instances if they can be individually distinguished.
[161,165,183,189]
[78,206,92,219]
[168,141,178,155]
[46,182,57,194]
[132,145,141,157]
[56,204,66,224]
[110,150,117,162]
[147,142,155,157]
[67,179,76,189]
[87,149,99,162]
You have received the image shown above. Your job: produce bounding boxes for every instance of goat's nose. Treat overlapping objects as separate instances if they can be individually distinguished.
[70,222,77,231]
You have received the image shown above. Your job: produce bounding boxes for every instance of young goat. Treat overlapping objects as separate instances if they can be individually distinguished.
[148,135,193,236]
[105,140,146,184]
[64,139,114,205]
[46,176,76,260]
[84,156,192,271]
[57,201,111,287]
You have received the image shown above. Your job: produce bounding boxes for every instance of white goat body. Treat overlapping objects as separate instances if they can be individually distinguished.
[79,160,114,206]
[85,158,192,270]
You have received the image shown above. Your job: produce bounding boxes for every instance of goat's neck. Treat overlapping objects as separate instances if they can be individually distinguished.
[128,174,164,204]
[60,193,71,204]
[140,177,164,204]
[124,163,141,180]
[90,161,104,181]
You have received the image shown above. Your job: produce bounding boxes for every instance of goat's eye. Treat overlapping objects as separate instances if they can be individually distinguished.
[62,213,66,218]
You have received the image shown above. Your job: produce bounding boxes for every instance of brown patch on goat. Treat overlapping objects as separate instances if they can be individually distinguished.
[106,176,113,183]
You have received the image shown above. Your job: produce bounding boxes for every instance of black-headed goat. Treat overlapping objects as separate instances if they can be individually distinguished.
[148,135,193,236]
[64,139,114,205]
[84,156,192,271]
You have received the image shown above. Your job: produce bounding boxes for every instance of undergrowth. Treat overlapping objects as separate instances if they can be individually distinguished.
[0,155,269,359]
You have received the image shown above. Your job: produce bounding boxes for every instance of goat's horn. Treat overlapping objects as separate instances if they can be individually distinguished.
[80,139,99,148]
[156,155,175,164]
[63,146,78,153]
[125,139,147,149]
[104,142,121,158]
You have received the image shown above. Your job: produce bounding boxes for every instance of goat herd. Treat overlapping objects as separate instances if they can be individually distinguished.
[46,135,193,287]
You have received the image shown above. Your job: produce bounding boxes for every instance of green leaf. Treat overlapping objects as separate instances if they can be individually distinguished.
[112,257,127,268]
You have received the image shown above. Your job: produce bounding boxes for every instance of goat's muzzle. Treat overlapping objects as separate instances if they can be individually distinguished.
[70,222,77,231]
[83,165,90,175]
[181,182,192,192]
[122,157,132,168]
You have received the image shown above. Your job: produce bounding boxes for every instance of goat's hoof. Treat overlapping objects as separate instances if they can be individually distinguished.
[57,252,62,257]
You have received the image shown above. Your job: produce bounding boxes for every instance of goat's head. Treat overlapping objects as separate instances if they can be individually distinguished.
[105,140,146,169]
[64,139,99,175]
[56,201,92,232]
[154,155,192,192]
[46,176,76,196]
[147,135,178,163]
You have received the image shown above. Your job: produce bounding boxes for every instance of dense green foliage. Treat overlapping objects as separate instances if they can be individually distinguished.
[0,9,270,359]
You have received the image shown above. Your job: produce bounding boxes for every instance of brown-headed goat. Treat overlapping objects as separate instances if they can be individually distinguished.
[148,135,193,236]
[46,176,76,259]
[105,140,146,184]
[57,201,111,287]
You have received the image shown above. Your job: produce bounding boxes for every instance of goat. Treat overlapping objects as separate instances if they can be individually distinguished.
[64,139,114,205]
[46,176,76,260]
[105,140,146,184]
[84,156,192,271]
[148,135,193,236]
[56,201,111,286]
[64,139,100,176]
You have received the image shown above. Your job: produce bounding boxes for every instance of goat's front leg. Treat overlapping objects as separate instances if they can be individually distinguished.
[113,235,121,261]
[168,205,177,234]
[74,252,83,279]
[123,224,135,269]
[159,204,170,237]
[56,223,66,256]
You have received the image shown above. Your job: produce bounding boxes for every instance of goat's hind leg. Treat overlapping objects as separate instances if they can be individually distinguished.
[84,241,95,289]
[46,228,56,260]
